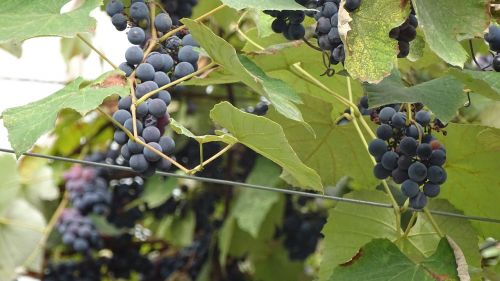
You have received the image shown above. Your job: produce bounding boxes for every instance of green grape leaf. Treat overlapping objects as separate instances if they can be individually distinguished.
[181,19,307,125]
[412,0,490,67]
[138,176,176,209]
[268,95,378,188]
[408,33,426,62]
[157,211,195,247]
[449,69,500,101]
[210,102,323,192]
[232,157,282,238]
[219,0,310,11]
[342,0,409,83]
[170,119,238,145]
[328,238,459,281]
[318,190,398,281]
[0,200,46,281]
[402,200,481,268]
[365,71,466,122]
[437,124,500,237]
[19,157,59,208]
[0,154,21,214]
[0,40,22,58]
[0,0,100,43]
[2,71,129,157]
[60,35,92,64]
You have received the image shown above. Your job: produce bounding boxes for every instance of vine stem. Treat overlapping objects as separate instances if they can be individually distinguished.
[158,4,227,43]
[403,212,418,238]
[97,107,190,173]
[76,34,118,69]
[188,143,235,174]
[17,192,69,278]
[135,62,217,105]
[424,207,444,237]
[347,77,401,235]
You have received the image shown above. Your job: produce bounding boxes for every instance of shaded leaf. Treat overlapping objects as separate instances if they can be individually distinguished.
[219,0,310,11]
[210,102,323,192]
[170,118,238,145]
[449,69,500,101]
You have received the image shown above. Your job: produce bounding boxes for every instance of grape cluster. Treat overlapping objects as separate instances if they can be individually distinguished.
[161,0,199,25]
[368,106,447,209]
[104,234,154,279]
[314,0,360,66]
[265,0,317,40]
[64,165,111,215]
[484,25,500,72]
[107,177,146,228]
[106,0,201,176]
[277,196,327,260]
[389,8,418,58]
[44,259,102,281]
[56,209,102,252]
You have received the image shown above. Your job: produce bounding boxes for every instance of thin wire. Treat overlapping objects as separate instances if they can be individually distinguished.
[1,148,499,224]
[0,76,67,85]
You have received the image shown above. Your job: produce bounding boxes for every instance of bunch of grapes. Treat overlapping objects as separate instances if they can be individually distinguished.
[43,259,102,281]
[106,0,201,177]
[276,196,327,260]
[389,7,418,58]
[368,106,447,209]
[107,177,146,228]
[484,25,500,72]
[56,209,102,252]
[64,165,111,215]
[160,0,199,25]
[265,0,318,40]
[313,0,361,67]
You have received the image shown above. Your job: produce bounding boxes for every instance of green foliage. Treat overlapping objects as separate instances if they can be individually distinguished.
[412,0,490,67]
[343,0,409,83]
[329,238,459,281]
[0,0,100,43]
[0,155,21,213]
[219,0,311,11]
[2,71,129,156]
[449,69,500,101]
[210,102,323,191]
[365,71,466,122]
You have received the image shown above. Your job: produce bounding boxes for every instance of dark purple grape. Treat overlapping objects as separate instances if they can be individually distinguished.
[130,154,149,172]
[427,166,447,184]
[368,139,388,158]
[408,162,427,182]
[399,137,417,156]
[416,143,432,160]
[148,99,167,118]
[423,183,440,198]
[142,126,161,143]
[409,191,427,209]
[429,149,446,166]
[125,46,144,65]
[143,142,163,162]
[128,27,146,45]
[401,180,419,198]
[381,151,399,170]
[155,13,173,33]
[373,163,391,179]
[159,136,175,155]
[379,107,396,124]
[113,109,131,125]
[136,63,155,81]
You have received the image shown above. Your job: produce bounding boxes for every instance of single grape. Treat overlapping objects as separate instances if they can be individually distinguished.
[136,63,155,81]
[409,191,427,209]
[156,158,172,171]
[158,90,171,105]
[391,112,406,129]
[415,110,431,126]
[317,17,332,34]
[73,238,90,252]
[368,139,387,158]
[330,13,338,27]
[106,0,124,16]
[173,62,195,78]
[159,136,175,155]
[429,149,446,166]
[344,0,361,12]
[331,45,345,64]
[127,27,146,45]
[142,126,161,143]
[121,144,131,160]
[416,143,432,160]
[62,233,75,245]
[114,131,128,144]
[146,52,166,71]
[135,81,158,98]
[379,107,396,123]
[427,166,447,184]
[376,124,393,140]
[399,137,418,156]
[272,18,287,33]
[493,55,500,72]
[127,137,145,154]
[111,13,128,31]
[125,46,144,65]
[130,2,149,21]
[124,119,143,135]
[381,151,399,170]
[136,102,149,118]
[119,62,134,77]
[322,2,338,17]
[154,71,170,87]
[162,54,175,72]
[155,13,173,33]
[398,40,410,58]
[143,142,163,162]
[287,24,305,40]
[401,179,419,198]
[148,99,167,118]
[406,124,420,139]
[113,109,131,125]
[397,155,413,170]
[408,162,427,182]
[422,134,436,144]
[178,46,199,65]
[182,34,199,47]
[373,163,391,179]
[398,25,417,42]
[423,183,440,198]
[409,14,418,28]
[392,168,409,184]
[130,154,149,173]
